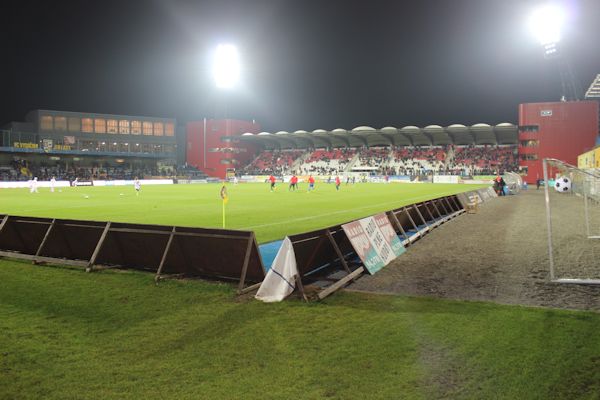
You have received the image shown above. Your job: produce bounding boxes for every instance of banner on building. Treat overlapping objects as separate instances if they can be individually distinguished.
[42,139,53,152]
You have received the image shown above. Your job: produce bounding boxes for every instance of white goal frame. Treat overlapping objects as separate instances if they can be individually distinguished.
[543,158,600,284]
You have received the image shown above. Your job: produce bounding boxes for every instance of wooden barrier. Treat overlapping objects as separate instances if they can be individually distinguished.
[0,215,264,292]
[0,192,474,300]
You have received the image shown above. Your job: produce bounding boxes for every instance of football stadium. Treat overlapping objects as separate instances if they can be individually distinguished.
[2,2,600,399]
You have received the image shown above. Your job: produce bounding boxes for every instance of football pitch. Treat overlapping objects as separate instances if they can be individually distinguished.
[0,182,486,243]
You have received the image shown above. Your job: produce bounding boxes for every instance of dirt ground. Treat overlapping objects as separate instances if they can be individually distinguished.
[348,189,600,311]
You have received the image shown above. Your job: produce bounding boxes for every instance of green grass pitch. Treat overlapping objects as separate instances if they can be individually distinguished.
[3,182,600,399]
[0,182,486,243]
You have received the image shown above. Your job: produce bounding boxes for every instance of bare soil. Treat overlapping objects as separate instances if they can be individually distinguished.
[349,189,600,311]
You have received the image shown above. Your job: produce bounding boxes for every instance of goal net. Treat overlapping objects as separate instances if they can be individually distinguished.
[543,158,600,284]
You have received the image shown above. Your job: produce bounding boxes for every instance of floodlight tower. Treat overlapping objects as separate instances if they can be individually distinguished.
[529,5,581,101]
[211,43,240,121]
[213,44,240,90]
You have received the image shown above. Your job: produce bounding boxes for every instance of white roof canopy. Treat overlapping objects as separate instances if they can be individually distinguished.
[240,123,518,149]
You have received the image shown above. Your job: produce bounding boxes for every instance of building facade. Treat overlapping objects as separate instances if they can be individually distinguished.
[1,110,178,177]
[518,101,599,183]
[186,119,260,178]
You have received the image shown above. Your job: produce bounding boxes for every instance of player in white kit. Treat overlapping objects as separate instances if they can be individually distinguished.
[50,176,56,192]
[29,177,39,193]
[134,177,141,196]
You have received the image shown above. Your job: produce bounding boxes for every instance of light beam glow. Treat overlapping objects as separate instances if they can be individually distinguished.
[213,44,240,89]
[529,5,564,45]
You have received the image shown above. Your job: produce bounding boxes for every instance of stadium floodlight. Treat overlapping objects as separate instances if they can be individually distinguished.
[529,5,564,46]
[213,44,240,89]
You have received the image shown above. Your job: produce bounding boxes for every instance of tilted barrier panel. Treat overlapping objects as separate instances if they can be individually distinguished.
[161,227,264,282]
[289,225,354,279]
[0,216,50,254]
[38,220,106,261]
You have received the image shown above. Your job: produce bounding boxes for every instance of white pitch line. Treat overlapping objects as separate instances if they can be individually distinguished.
[240,190,460,230]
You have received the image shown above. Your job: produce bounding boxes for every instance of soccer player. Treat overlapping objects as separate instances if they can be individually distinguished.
[308,175,315,192]
[335,175,341,191]
[72,177,79,187]
[50,176,56,192]
[269,175,276,192]
[289,175,297,191]
[233,175,239,185]
[134,177,141,196]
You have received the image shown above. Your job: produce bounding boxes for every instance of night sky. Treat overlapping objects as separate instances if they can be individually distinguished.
[2,0,600,132]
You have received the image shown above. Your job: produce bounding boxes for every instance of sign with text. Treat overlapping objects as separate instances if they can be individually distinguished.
[342,214,405,274]
[373,213,406,258]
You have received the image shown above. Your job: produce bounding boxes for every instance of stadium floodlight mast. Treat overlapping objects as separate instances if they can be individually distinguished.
[529,4,580,101]
[212,44,240,89]
[529,4,563,48]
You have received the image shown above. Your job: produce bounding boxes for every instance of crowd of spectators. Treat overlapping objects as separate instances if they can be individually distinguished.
[242,150,304,175]
[386,147,447,176]
[447,145,518,175]
[0,157,188,182]
[355,147,390,168]
[300,148,356,175]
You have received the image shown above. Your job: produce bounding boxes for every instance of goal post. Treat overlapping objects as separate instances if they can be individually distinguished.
[543,158,600,284]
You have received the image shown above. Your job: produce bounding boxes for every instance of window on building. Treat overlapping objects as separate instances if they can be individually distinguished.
[94,118,106,134]
[107,119,118,134]
[520,140,539,147]
[53,116,67,131]
[131,120,142,135]
[142,121,153,135]
[40,115,53,131]
[153,122,164,136]
[82,118,93,133]
[165,122,175,136]
[519,125,539,133]
[68,117,81,132]
[119,120,129,134]
[520,153,538,161]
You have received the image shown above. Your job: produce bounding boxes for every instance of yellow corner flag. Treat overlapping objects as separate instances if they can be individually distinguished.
[220,185,228,228]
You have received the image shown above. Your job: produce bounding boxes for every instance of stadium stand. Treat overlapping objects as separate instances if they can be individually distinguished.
[299,148,356,175]
[234,144,519,178]
[387,146,447,176]
[446,145,518,175]
[242,150,305,175]
[0,157,205,181]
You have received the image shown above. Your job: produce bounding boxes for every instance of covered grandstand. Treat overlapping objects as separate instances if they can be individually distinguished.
[239,123,518,149]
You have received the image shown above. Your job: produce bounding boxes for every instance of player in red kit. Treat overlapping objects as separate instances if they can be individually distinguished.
[308,175,315,192]
[335,175,341,191]
[289,175,298,191]
[269,175,276,192]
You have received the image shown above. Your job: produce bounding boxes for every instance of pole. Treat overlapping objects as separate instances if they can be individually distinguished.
[543,159,555,280]
[203,117,207,169]
[222,199,226,228]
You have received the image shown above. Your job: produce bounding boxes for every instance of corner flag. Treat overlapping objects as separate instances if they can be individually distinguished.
[220,185,229,204]
[220,185,228,228]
